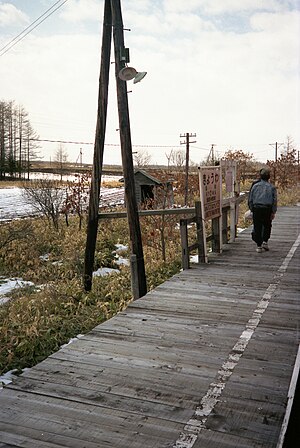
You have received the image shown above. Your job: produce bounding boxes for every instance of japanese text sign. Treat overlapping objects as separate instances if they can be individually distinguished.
[199,167,222,220]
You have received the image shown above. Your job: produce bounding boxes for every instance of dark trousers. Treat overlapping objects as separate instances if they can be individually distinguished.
[252,207,272,246]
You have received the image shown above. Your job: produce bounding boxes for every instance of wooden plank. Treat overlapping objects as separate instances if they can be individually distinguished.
[193,428,269,447]
[205,395,285,445]
[0,390,182,448]
[0,206,298,448]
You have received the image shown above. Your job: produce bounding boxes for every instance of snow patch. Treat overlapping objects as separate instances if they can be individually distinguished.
[93,267,120,277]
[0,278,35,305]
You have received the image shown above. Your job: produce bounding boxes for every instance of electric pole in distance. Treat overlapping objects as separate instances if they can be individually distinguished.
[269,141,283,185]
[269,141,284,162]
[180,132,196,206]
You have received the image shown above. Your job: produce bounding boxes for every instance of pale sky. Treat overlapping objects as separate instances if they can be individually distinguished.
[1,0,299,166]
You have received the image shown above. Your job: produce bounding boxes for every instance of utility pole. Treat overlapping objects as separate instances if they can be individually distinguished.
[269,141,284,162]
[83,0,112,291]
[84,0,147,297]
[207,143,216,165]
[110,0,147,297]
[180,132,196,206]
[269,142,283,185]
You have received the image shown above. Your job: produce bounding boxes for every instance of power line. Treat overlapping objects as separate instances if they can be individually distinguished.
[26,138,182,148]
[0,0,69,57]
[192,145,211,151]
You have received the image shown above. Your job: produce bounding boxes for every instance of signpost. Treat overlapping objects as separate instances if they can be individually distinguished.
[221,160,238,243]
[199,166,222,262]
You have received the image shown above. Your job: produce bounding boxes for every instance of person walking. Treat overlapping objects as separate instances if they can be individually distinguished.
[248,168,277,253]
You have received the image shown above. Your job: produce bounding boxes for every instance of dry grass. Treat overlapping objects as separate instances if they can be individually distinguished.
[0,215,181,375]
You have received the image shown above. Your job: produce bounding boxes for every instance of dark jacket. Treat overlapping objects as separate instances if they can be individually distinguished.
[248,179,277,214]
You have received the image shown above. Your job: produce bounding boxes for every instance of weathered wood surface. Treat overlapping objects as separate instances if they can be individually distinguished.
[0,206,299,448]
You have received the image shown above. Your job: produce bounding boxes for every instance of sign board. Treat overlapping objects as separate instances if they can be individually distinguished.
[225,167,234,193]
[199,166,222,221]
[221,159,238,196]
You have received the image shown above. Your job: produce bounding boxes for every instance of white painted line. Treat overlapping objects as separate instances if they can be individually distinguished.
[276,343,300,448]
[173,233,300,448]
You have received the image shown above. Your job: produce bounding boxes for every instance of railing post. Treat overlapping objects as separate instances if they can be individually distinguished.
[235,198,239,238]
[222,208,229,244]
[130,254,139,300]
[211,217,221,253]
[195,201,206,263]
[180,219,189,270]
[229,198,236,243]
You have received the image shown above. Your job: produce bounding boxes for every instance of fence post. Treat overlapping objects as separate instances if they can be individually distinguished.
[195,201,206,263]
[229,198,236,243]
[211,217,221,253]
[130,254,140,300]
[180,219,189,270]
[222,208,229,244]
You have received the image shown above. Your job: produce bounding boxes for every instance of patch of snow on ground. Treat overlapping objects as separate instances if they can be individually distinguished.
[0,188,34,222]
[0,369,19,388]
[115,244,128,253]
[0,368,30,390]
[0,296,10,306]
[60,334,85,349]
[115,257,130,266]
[0,278,35,305]
[114,244,129,265]
[0,184,125,222]
[93,267,120,277]
[190,255,199,263]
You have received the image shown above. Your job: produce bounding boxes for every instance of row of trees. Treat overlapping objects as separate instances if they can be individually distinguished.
[0,100,40,180]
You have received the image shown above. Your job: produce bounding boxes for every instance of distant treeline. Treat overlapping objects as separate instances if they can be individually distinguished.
[0,100,40,180]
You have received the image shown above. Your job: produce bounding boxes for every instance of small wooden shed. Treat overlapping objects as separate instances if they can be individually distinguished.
[120,169,174,207]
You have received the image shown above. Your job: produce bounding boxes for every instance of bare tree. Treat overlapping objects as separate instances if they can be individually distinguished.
[133,150,151,168]
[61,173,90,230]
[0,100,39,179]
[169,149,186,171]
[21,179,66,230]
[24,121,40,180]
[223,149,254,184]
[54,144,69,180]
[267,136,298,189]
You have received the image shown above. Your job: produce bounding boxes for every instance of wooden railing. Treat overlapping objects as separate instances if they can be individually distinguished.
[98,193,248,298]
[180,193,248,269]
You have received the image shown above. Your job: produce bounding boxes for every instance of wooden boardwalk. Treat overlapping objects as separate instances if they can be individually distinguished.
[0,206,299,448]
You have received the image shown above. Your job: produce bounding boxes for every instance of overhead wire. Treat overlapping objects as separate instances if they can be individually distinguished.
[28,138,182,148]
[0,0,69,57]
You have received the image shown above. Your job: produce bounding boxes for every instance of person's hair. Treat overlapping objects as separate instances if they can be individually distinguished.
[259,168,270,181]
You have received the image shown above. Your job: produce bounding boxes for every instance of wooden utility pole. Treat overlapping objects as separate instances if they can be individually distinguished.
[269,141,283,186]
[84,0,147,296]
[110,0,147,298]
[83,0,112,291]
[269,141,284,162]
[180,132,196,206]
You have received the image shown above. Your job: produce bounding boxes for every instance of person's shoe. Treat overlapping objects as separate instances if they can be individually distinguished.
[262,242,269,251]
[256,246,262,253]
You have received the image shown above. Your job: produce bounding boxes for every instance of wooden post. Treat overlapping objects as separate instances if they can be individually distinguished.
[180,219,189,270]
[83,0,112,291]
[110,0,147,298]
[130,254,139,300]
[229,197,236,243]
[222,208,229,244]
[211,216,221,252]
[195,201,206,263]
